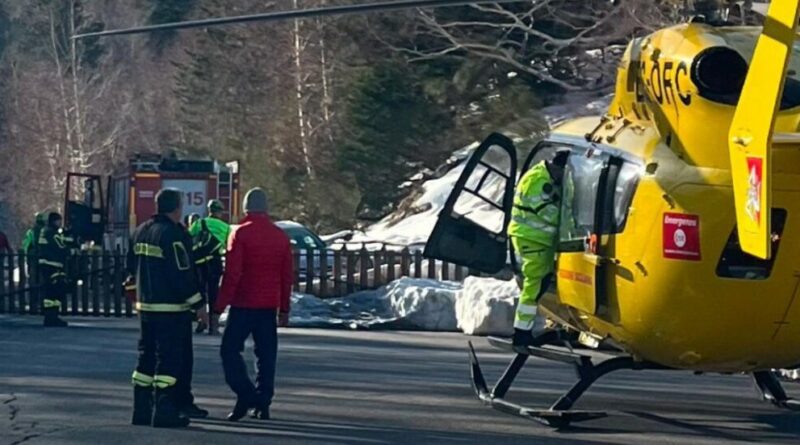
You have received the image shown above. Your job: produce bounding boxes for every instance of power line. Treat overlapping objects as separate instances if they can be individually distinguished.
[73,0,528,40]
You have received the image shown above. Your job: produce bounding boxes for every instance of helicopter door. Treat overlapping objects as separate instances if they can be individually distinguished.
[423,133,517,274]
[555,149,615,315]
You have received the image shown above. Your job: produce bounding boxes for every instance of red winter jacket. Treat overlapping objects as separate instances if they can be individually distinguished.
[215,213,293,314]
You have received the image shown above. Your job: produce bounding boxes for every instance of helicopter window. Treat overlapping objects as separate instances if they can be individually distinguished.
[612,161,640,231]
[716,208,787,280]
[559,152,608,245]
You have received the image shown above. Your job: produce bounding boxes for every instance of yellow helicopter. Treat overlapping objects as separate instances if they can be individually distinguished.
[422,0,800,428]
[76,0,800,429]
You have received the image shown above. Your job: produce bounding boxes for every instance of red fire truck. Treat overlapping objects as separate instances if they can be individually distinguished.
[64,153,240,250]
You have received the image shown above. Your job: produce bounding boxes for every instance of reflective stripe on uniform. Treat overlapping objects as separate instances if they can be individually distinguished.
[514,317,535,330]
[43,299,62,308]
[153,375,177,389]
[195,255,214,265]
[132,371,154,387]
[511,215,557,234]
[50,272,67,279]
[516,304,538,316]
[38,259,64,268]
[515,191,550,210]
[173,242,190,271]
[185,293,202,306]
[136,302,189,312]
[133,243,163,258]
[135,293,202,312]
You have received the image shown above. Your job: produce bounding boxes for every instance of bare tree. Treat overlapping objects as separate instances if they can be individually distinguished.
[394,0,681,91]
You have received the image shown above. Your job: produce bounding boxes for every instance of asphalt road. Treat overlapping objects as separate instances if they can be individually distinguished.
[1,315,799,445]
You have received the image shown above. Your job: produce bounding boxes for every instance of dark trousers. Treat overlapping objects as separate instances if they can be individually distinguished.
[221,307,278,407]
[199,260,222,307]
[136,312,192,402]
[175,314,195,408]
[40,267,66,314]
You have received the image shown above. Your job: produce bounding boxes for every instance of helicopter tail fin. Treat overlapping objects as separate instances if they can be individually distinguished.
[728,0,800,260]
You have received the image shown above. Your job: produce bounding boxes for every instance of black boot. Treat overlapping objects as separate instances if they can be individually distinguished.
[251,403,270,420]
[131,386,153,426]
[227,399,252,422]
[152,388,190,428]
[43,307,68,327]
[180,403,209,419]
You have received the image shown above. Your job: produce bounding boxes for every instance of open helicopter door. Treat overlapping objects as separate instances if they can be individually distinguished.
[555,148,616,315]
[423,133,517,274]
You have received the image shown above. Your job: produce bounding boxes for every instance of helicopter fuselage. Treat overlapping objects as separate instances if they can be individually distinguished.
[540,23,800,372]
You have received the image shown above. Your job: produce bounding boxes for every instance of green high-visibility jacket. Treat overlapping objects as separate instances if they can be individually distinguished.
[507,161,560,246]
[188,217,230,255]
[22,226,43,254]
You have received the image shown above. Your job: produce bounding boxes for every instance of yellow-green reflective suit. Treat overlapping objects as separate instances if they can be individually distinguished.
[507,161,559,330]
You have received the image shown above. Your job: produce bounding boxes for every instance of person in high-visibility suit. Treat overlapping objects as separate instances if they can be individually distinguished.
[188,200,230,334]
[38,212,69,327]
[22,212,46,254]
[507,150,569,348]
[127,189,205,428]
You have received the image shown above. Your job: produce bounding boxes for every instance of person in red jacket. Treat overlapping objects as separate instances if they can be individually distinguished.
[215,187,293,422]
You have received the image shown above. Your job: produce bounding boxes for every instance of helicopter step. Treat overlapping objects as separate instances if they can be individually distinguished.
[468,337,669,428]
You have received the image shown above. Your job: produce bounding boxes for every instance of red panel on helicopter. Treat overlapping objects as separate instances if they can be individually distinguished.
[663,213,701,261]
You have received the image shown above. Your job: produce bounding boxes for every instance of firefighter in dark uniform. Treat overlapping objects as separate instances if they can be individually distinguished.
[127,189,206,428]
[38,212,69,327]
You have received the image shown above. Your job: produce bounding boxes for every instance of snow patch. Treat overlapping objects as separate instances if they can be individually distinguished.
[456,276,518,336]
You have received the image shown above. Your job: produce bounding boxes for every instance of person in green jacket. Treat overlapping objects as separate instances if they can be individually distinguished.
[507,150,569,348]
[188,200,231,334]
[22,212,46,254]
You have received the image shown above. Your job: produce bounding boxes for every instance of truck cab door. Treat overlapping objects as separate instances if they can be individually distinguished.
[556,148,618,315]
[423,133,517,274]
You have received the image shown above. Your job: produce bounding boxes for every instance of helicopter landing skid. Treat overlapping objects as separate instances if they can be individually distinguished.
[468,337,668,428]
[753,371,800,411]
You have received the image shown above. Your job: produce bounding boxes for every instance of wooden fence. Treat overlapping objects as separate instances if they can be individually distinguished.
[0,251,131,317]
[0,248,478,317]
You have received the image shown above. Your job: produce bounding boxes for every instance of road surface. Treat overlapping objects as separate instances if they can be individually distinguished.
[1,315,799,444]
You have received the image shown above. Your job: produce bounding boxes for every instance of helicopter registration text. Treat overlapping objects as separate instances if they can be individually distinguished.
[663,213,701,261]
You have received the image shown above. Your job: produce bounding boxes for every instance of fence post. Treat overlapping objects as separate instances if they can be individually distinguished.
[67,253,78,315]
[7,253,17,314]
[0,254,7,314]
[319,249,328,298]
[30,253,40,315]
[359,247,369,290]
[81,252,90,315]
[413,251,422,279]
[292,250,301,292]
[373,249,383,287]
[124,248,133,317]
[441,260,450,281]
[304,249,315,295]
[400,248,411,278]
[333,249,342,297]
[18,251,28,315]
[427,256,436,280]
[386,249,396,284]
[454,264,465,282]
[91,251,101,316]
[102,253,112,317]
[346,248,355,295]
[114,250,123,317]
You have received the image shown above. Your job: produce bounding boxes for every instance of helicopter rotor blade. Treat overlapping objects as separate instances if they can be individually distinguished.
[72,0,527,40]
